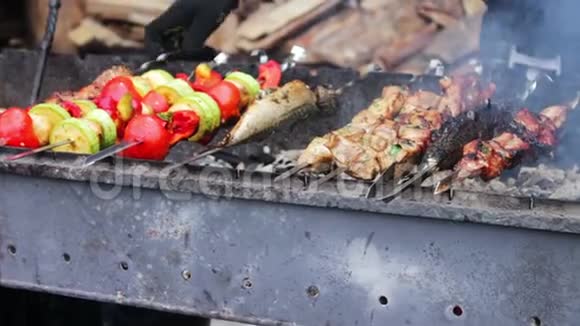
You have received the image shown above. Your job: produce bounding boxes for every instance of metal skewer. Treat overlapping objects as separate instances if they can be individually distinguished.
[307,167,346,190]
[136,51,179,74]
[433,172,457,195]
[165,147,222,171]
[376,161,438,201]
[5,139,72,161]
[273,163,310,183]
[364,165,395,198]
[80,140,143,167]
[187,52,230,80]
[30,0,61,105]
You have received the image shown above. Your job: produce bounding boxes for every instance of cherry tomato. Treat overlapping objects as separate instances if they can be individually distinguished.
[99,76,142,103]
[0,108,40,148]
[167,110,200,145]
[258,60,282,89]
[207,81,241,123]
[119,115,170,161]
[142,91,170,113]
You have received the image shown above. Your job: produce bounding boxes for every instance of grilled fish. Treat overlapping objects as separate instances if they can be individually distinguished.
[218,80,321,147]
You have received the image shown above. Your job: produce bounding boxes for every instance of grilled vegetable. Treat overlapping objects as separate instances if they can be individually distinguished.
[190,63,223,92]
[73,100,98,115]
[29,103,72,145]
[85,109,118,149]
[155,79,196,104]
[119,115,170,160]
[141,69,174,88]
[206,80,242,123]
[225,71,261,107]
[167,111,200,145]
[169,94,220,142]
[142,90,170,114]
[50,118,100,154]
[99,76,142,102]
[258,60,283,89]
[0,108,40,148]
[116,94,135,122]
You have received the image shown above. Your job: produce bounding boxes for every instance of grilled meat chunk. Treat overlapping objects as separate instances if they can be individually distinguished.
[45,66,133,103]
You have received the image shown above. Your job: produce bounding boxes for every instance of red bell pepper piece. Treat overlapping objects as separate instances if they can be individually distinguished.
[61,101,84,118]
[257,60,282,89]
[167,110,201,145]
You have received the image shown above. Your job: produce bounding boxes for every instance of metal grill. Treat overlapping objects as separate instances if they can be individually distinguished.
[1,49,580,326]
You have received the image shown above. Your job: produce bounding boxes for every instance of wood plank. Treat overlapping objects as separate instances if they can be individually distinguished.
[237,0,327,41]
[68,17,141,48]
[236,0,341,51]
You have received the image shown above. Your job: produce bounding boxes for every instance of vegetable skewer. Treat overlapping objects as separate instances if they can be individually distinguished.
[1,56,290,164]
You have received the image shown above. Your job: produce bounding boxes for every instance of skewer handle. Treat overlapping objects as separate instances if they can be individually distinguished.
[30,0,61,106]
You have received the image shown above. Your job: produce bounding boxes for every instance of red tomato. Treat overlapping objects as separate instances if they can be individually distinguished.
[167,110,200,145]
[207,80,241,123]
[119,115,170,161]
[0,108,40,148]
[258,60,282,89]
[99,76,142,103]
[143,91,170,113]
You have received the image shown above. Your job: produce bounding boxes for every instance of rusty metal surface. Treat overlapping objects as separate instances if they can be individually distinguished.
[1,172,580,326]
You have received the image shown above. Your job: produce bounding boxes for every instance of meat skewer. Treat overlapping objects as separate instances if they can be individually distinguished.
[274,84,411,182]
[285,75,495,192]
[433,95,579,195]
[376,97,506,200]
